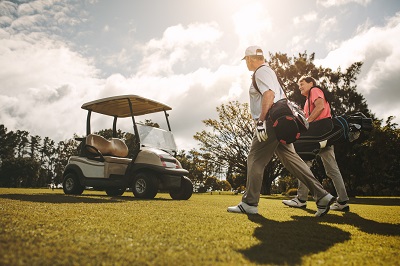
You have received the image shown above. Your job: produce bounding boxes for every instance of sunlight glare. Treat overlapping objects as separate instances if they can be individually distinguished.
[232,2,272,45]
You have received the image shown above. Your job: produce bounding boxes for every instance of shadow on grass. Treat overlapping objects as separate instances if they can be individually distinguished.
[349,197,400,206]
[239,214,351,265]
[0,193,171,204]
[276,196,400,206]
[293,212,400,236]
[241,209,400,265]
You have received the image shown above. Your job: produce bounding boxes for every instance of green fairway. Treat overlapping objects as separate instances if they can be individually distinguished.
[0,188,399,265]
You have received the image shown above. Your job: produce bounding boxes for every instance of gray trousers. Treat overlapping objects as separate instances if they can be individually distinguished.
[242,125,329,206]
[297,145,349,202]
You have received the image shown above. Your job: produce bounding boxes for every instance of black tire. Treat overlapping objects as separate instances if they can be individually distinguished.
[169,176,193,200]
[132,172,159,199]
[63,173,84,195]
[105,188,125,196]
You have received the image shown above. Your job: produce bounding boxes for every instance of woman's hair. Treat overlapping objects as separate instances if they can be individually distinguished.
[299,76,317,87]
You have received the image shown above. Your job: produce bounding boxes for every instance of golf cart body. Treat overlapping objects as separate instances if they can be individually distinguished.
[62,95,193,200]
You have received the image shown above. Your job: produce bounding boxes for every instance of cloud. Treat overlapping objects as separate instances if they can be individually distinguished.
[293,11,318,25]
[136,23,223,76]
[317,0,371,8]
[315,12,400,124]
[0,0,103,141]
[0,0,242,150]
[316,16,338,42]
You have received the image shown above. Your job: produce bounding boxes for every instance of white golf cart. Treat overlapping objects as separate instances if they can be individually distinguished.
[61,95,193,200]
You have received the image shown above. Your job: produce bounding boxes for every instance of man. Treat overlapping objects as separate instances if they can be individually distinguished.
[227,46,335,217]
[282,76,350,211]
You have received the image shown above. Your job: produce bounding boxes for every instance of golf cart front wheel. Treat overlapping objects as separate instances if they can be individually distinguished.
[169,176,193,200]
[132,172,159,199]
[63,173,84,195]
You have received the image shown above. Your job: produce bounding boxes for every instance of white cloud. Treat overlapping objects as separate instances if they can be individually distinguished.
[136,23,223,76]
[0,1,17,17]
[315,12,400,124]
[317,0,371,8]
[0,0,103,141]
[0,35,103,140]
[289,35,311,54]
[316,16,338,42]
[293,11,318,25]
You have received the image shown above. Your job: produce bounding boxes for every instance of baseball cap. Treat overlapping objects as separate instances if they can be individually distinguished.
[242,46,264,60]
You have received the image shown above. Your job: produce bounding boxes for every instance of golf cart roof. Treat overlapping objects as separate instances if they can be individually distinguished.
[81,95,172,117]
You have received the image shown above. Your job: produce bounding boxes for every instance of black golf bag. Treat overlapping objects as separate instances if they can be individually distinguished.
[294,112,373,160]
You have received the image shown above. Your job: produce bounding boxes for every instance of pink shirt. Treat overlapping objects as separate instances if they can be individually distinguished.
[304,87,331,121]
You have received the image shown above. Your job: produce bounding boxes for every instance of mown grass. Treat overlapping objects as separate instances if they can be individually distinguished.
[0,188,399,266]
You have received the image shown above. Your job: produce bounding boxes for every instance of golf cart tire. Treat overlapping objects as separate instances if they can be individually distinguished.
[169,176,193,200]
[105,188,125,196]
[63,173,84,195]
[132,171,159,199]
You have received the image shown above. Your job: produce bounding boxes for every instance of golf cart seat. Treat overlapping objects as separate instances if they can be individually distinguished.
[86,134,131,164]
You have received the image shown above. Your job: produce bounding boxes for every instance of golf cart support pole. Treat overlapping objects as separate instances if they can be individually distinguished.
[164,110,172,131]
[86,110,92,135]
[113,116,118,138]
[128,98,140,162]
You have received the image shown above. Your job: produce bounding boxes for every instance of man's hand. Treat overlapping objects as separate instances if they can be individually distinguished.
[256,120,268,142]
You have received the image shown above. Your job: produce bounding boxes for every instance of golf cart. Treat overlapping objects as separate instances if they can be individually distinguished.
[61,95,193,200]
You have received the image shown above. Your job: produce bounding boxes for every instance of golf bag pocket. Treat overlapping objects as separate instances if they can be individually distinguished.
[269,99,309,144]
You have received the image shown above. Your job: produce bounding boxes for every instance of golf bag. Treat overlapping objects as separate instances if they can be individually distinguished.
[293,112,373,160]
[252,65,309,144]
[268,99,309,144]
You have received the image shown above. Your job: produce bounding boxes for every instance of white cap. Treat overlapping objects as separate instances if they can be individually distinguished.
[242,45,264,60]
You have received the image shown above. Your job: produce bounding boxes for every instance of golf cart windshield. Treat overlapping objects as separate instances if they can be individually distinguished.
[137,124,177,153]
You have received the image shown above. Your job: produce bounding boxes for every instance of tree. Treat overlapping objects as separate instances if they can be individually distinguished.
[194,101,284,193]
[204,176,220,191]
[0,125,16,160]
[29,135,41,161]
[0,157,40,187]
[218,180,232,191]
[194,101,252,186]
[354,117,400,195]
[15,130,29,158]
[176,149,207,184]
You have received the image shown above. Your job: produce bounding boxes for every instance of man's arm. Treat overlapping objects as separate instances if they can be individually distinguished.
[259,90,275,121]
[307,98,325,122]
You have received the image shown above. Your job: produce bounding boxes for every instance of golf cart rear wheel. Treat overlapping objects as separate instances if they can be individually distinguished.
[132,172,159,199]
[63,173,84,195]
[105,188,125,196]
[169,176,193,200]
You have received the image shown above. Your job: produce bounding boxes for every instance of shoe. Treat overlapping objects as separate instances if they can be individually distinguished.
[330,202,350,212]
[282,197,307,208]
[227,202,258,214]
[315,194,335,217]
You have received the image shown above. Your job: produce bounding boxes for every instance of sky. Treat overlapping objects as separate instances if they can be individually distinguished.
[1,0,400,151]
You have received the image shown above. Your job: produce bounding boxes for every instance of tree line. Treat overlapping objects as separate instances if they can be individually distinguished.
[1,52,399,195]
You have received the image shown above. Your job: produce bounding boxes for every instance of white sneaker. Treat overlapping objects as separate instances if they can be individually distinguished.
[315,194,335,217]
[282,197,307,208]
[227,202,258,214]
[330,202,350,212]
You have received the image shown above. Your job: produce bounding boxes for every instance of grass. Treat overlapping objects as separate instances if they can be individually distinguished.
[0,188,399,266]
